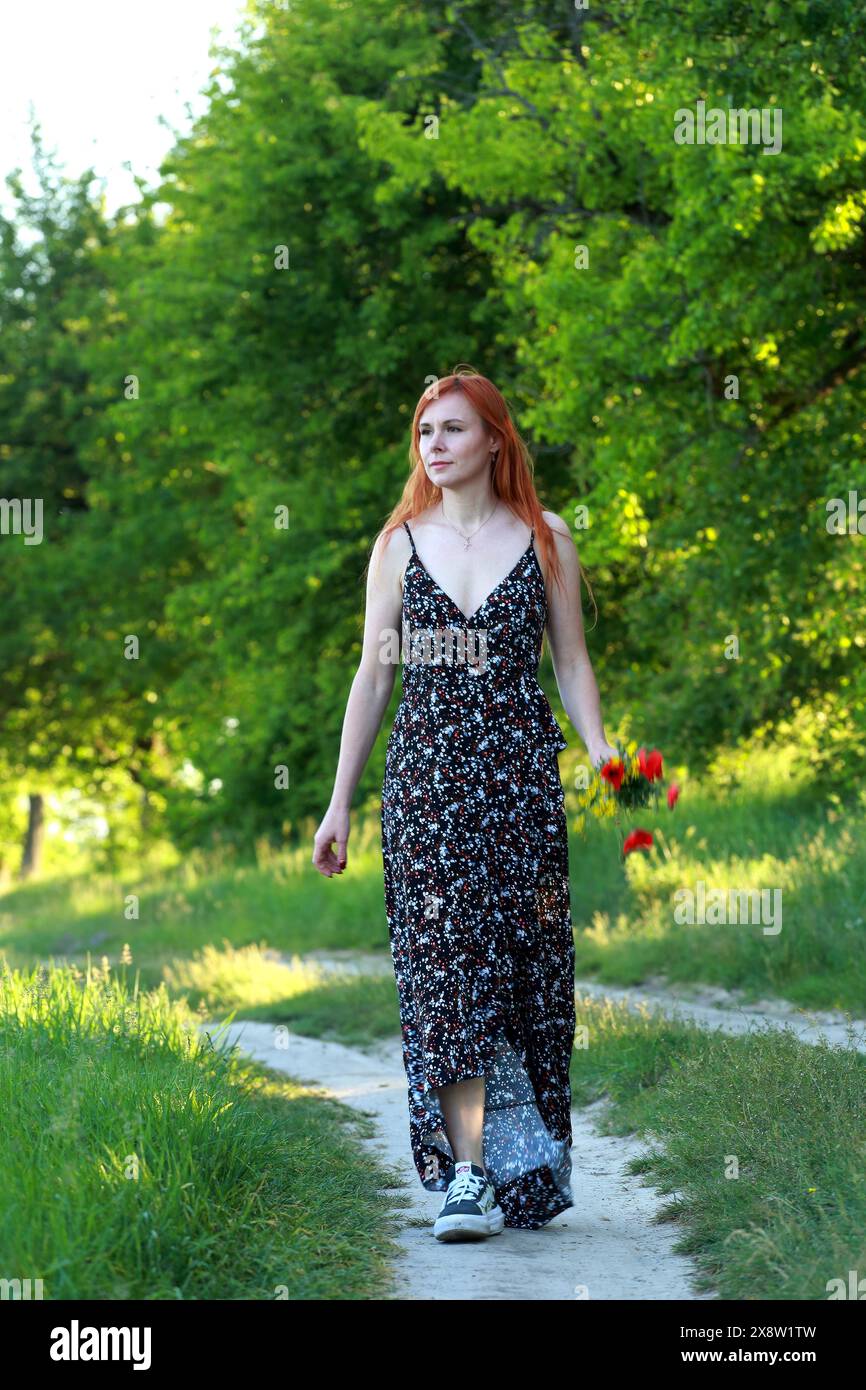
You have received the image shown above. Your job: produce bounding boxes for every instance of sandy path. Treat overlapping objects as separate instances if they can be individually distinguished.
[199,957,863,1299]
[198,1019,715,1300]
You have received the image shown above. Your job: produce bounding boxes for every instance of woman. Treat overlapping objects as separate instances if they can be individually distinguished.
[313,367,618,1243]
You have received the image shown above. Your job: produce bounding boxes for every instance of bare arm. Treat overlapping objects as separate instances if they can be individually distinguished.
[328,527,405,808]
[312,527,406,875]
[541,511,617,766]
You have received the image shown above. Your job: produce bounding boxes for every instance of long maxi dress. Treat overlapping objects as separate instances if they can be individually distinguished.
[380,518,576,1229]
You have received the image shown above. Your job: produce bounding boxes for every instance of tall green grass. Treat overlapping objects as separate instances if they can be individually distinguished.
[569,992,866,1300]
[0,958,405,1300]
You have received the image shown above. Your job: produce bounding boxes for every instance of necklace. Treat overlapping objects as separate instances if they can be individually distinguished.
[440,499,500,549]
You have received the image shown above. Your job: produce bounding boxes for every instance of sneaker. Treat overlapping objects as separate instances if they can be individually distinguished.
[432,1160,505,1242]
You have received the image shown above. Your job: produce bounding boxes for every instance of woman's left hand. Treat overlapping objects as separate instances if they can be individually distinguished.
[589,741,620,768]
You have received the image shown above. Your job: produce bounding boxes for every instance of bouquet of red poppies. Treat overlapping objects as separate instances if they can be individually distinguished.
[574,740,680,860]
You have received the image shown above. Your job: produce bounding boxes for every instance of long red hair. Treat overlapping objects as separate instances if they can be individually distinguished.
[370,365,596,630]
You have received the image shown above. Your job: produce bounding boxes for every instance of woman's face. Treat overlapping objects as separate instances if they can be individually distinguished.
[417,389,499,488]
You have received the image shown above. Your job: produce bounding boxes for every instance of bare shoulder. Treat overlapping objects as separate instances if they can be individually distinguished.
[539,511,583,625]
[539,510,581,594]
[369,520,413,596]
[540,509,575,544]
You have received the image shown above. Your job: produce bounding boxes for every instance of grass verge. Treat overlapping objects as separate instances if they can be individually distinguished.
[0,959,407,1300]
[570,992,866,1301]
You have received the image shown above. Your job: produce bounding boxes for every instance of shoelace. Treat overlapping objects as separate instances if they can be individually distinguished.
[447,1169,488,1203]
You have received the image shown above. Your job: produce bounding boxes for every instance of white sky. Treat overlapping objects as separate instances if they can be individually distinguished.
[0,0,258,222]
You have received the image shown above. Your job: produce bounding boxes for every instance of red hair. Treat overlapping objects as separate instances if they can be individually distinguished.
[370,365,596,632]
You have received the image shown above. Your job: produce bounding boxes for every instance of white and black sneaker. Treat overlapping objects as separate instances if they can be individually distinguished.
[432,1160,505,1242]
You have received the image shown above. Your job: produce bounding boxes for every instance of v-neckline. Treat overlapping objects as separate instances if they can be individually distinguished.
[409,539,536,627]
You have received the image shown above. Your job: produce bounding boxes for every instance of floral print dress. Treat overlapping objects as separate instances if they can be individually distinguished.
[380,518,576,1229]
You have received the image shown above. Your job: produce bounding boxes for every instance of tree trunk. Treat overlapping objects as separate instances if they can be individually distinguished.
[19,793,45,880]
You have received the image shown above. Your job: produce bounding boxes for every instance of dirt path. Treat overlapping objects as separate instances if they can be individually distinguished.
[200,1019,715,1300]
[201,958,864,1299]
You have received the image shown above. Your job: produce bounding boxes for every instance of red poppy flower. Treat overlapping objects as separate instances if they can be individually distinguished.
[600,757,625,791]
[637,747,663,781]
[667,783,680,810]
[623,828,654,855]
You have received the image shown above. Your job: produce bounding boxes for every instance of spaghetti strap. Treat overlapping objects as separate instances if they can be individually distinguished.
[530,525,535,542]
[403,520,417,553]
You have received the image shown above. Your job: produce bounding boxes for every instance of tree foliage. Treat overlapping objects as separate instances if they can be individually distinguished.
[1,0,864,864]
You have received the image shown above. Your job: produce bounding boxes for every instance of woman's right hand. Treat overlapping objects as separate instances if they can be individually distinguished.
[312,805,350,877]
